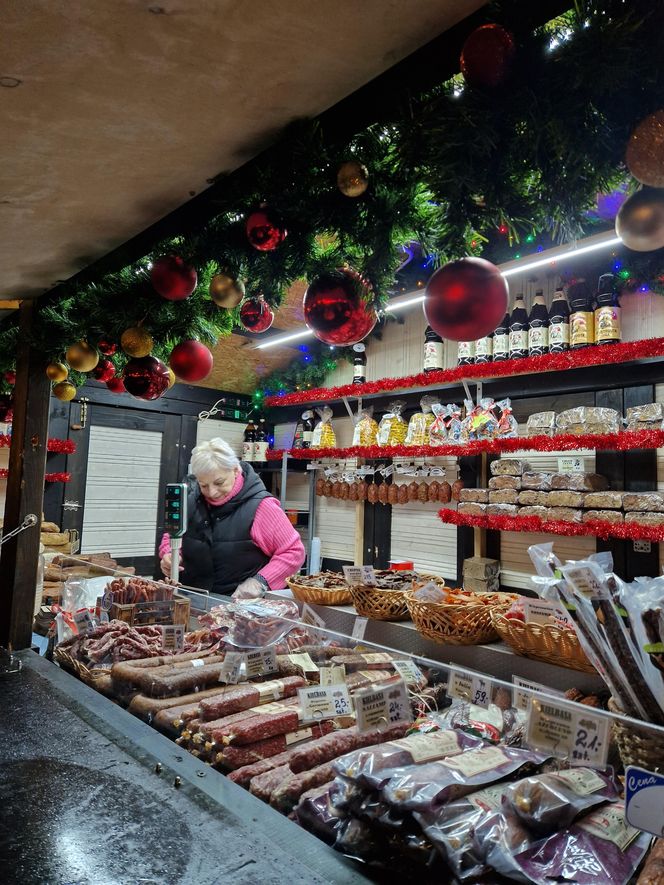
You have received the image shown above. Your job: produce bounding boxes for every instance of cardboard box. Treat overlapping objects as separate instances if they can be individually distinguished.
[462,556,500,580]
[464,574,500,593]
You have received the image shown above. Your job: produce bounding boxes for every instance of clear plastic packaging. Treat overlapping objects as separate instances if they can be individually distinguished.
[377,400,408,446]
[526,411,556,437]
[405,395,439,446]
[444,403,464,444]
[491,459,530,477]
[352,407,378,447]
[429,403,448,446]
[625,402,663,431]
[311,406,336,448]
[460,398,499,442]
[556,406,620,435]
[496,398,518,438]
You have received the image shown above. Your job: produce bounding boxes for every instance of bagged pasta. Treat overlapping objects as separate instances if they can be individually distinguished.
[429,403,448,446]
[377,400,407,446]
[311,406,336,448]
[496,398,518,438]
[405,395,439,446]
[352,407,378,447]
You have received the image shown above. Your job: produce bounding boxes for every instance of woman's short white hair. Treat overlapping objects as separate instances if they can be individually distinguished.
[190,438,240,476]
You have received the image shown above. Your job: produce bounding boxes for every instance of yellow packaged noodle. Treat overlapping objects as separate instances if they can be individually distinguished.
[352,407,379,447]
[377,400,408,446]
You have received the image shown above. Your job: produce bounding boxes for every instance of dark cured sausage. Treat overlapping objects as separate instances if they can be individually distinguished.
[198,676,305,721]
[216,721,335,769]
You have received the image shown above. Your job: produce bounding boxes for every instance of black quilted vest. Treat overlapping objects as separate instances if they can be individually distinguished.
[181,462,271,596]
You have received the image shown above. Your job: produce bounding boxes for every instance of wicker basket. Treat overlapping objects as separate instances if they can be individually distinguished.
[608,698,664,773]
[491,612,596,674]
[406,592,516,645]
[287,578,352,606]
[54,646,112,693]
[348,586,410,621]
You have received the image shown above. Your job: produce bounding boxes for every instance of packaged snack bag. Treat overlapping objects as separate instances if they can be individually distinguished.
[377,400,407,446]
[311,406,336,448]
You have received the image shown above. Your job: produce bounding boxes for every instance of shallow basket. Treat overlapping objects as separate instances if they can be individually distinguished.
[491,612,596,674]
[53,647,114,695]
[349,586,410,621]
[406,592,516,645]
[608,698,664,773]
[287,578,352,606]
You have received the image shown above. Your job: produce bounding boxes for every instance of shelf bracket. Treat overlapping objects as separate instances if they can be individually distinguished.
[341,396,355,423]
[279,451,289,509]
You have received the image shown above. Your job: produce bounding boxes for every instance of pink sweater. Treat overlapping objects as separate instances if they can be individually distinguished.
[159,472,305,590]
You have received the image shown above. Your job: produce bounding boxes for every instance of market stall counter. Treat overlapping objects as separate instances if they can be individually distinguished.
[0,650,370,885]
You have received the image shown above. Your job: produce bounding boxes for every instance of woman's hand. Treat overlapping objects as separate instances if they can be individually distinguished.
[159,552,183,578]
[232,577,267,600]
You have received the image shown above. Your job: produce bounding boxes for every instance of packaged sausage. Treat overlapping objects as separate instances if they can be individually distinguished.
[451,479,464,501]
[459,488,489,504]
[378,482,389,504]
[488,475,521,491]
[518,490,550,506]
[584,491,623,509]
[526,411,556,438]
[294,782,345,844]
[458,502,486,516]
[583,510,624,524]
[377,400,408,446]
[405,395,439,446]
[548,490,585,508]
[550,473,609,491]
[488,489,519,505]
[491,459,530,476]
[199,676,306,721]
[438,481,452,503]
[397,484,409,504]
[522,472,553,490]
[351,407,378,447]
[311,406,336,448]
[622,492,664,512]
[556,406,621,435]
[289,723,410,774]
[428,402,448,446]
[496,398,518,438]
[626,402,664,431]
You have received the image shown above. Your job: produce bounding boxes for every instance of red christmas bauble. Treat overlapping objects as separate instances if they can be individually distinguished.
[122,356,170,400]
[169,340,214,382]
[245,209,287,251]
[150,255,198,301]
[303,268,377,346]
[239,297,275,333]
[106,376,125,394]
[92,358,116,383]
[97,339,117,356]
[460,24,516,89]
[4,371,15,386]
[423,257,508,342]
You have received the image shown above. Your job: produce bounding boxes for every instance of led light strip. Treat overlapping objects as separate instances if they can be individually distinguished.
[254,234,623,350]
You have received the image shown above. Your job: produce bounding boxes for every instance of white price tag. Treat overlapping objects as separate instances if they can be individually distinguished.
[287,652,319,673]
[392,659,425,686]
[562,565,604,598]
[527,697,609,767]
[73,609,96,635]
[351,617,368,640]
[218,651,245,684]
[298,684,353,721]
[319,664,346,686]
[447,667,493,709]
[557,457,586,473]
[625,767,664,838]
[343,566,363,585]
[354,678,412,733]
[244,647,278,678]
[191,658,205,668]
[512,675,564,713]
[300,604,326,629]
[161,624,185,652]
[522,598,574,628]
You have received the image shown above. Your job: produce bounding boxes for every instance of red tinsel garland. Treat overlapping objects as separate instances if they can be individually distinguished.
[0,435,76,454]
[438,507,664,543]
[267,429,664,462]
[0,469,71,483]
[265,337,664,407]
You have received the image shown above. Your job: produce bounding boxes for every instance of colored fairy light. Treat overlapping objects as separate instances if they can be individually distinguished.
[515,253,521,259]
[619,269,631,279]
[525,234,535,243]
[614,260,622,270]
[536,245,544,252]
[499,225,508,234]
[304,355,312,362]
[298,344,309,352]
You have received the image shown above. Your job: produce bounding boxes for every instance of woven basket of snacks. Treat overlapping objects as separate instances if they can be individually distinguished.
[348,571,445,622]
[53,646,110,690]
[608,698,664,773]
[490,612,596,674]
[406,590,517,645]
[287,574,352,606]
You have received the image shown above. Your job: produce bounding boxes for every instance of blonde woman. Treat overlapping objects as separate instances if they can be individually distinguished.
[159,438,305,598]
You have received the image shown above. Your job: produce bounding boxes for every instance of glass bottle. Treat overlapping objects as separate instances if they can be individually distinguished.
[492,312,510,362]
[528,290,549,357]
[352,343,367,384]
[301,410,315,449]
[457,340,475,366]
[548,288,570,353]
[508,294,529,359]
[254,418,269,466]
[569,280,595,349]
[475,331,493,364]
[242,419,256,461]
[594,273,621,346]
[423,326,444,372]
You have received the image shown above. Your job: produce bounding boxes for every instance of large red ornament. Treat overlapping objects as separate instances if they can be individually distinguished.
[423,257,508,342]
[97,339,117,356]
[4,371,15,386]
[92,358,116,383]
[303,268,377,346]
[106,376,125,394]
[460,24,516,89]
[150,255,198,301]
[122,356,170,400]
[245,208,287,251]
[239,296,274,333]
[169,340,214,382]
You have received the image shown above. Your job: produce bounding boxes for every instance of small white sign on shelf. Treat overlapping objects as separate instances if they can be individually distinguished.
[447,667,494,710]
[557,456,586,473]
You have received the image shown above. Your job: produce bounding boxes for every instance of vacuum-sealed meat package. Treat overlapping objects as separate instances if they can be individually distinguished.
[294,781,345,844]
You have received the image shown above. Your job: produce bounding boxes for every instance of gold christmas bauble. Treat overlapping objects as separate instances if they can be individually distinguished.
[46,362,68,382]
[167,367,176,388]
[52,381,77,402]
[209,272,245,308]
[65,341,99,373]
[121,326,154,358]
[337,160,369,198]
[615,187,664,252]
[626,110,664,188]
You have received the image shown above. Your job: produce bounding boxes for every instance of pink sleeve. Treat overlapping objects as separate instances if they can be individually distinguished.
[250,497,306,590]
[158,532,182,562]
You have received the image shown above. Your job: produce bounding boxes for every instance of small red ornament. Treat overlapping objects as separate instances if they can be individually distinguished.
[92,358,116,383]
[97,339,117,356]
[423,257,508,343]
[150,255,198,301]
[303,268,377,346]
[106,376,125,394]
[4,371,15,386]
[245,208,287,251]
[460,24,516,89]
[239,296,275,333]
[169,340,214,382]
[122,356,170,400]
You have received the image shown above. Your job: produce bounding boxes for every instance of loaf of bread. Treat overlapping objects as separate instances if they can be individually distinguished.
[488,475,521,491]
[582,510,624,524]
[526,411,556,437]
[584,491,623,509]
[490,459,530,476]
[556,406,620,435]
[625,512,664,526]
[625,403,663,430]
[521,472,553,491]
[622,492,664,512]
[487,503,518,516]
[518,505,550,519]
[488,489,519,505]
[458,502,486,516]
[518,490,550,506]
[550,473,608,491]
[548,490,585,508]
[459,488,489,504]
[548,507,583,523]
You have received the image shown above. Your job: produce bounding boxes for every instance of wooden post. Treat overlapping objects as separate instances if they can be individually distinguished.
[0,302,51,650]
[473,453,488,558]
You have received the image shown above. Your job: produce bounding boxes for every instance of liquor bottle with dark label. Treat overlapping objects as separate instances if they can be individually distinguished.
[475,331,493,364]
[569,279,595,348]
[508,294,529,359]
[548,287,570,353]
[423,325,444,372]
[528,290,549,357]
[457,340,475,366]
[254,418,269,466]
[242,419,256,462]
[594,273,621,346]
[292,415,304,449]
[301,410,315,449]
[352,343,367,384]
[492,312,510,361]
